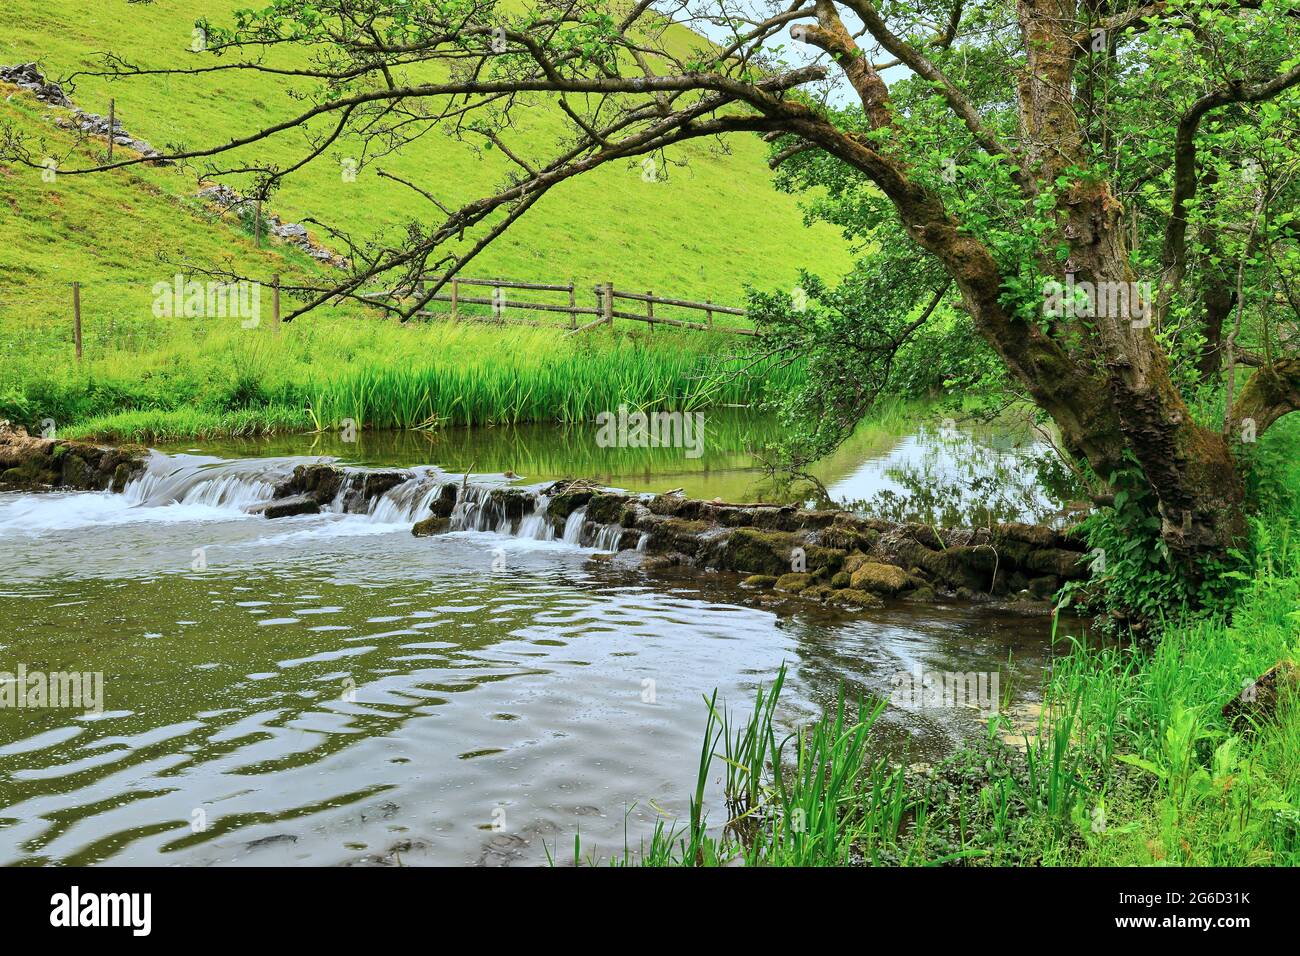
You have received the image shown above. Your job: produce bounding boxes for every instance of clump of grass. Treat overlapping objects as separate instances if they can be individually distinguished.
[3,315,805,441]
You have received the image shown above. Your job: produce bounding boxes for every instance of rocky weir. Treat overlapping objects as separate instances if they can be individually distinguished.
[0,422,1090,609]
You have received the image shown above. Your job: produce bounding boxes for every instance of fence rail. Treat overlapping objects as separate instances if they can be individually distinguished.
[52,272,754,360]
[374,273,754,335]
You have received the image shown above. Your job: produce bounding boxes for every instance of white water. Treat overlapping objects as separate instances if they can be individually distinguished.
[0,452,630,552]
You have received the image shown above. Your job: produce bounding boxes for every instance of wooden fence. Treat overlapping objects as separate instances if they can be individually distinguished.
[55,272,752,360]
[372,274,755,336]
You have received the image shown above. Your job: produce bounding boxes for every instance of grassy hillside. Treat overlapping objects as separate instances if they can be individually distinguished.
[0,0,849,438]
[0,0,852,316]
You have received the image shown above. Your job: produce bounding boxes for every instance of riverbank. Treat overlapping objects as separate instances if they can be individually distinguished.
[611,519,1300,867]
[1,319,802,442]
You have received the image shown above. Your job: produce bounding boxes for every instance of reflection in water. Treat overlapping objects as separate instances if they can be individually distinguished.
[826,421,1064,527]
[0,417,1081,866]
[158,410,1066,525]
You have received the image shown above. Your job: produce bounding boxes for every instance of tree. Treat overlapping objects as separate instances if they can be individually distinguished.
[8,0,1299,585]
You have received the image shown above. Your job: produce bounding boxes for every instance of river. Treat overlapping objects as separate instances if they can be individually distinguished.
[0,414,1083,865]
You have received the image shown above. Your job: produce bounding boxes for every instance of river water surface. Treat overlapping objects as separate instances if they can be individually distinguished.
[0,416,1083,866]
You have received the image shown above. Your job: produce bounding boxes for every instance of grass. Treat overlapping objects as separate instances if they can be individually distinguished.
[581,515,1300,867]
[3,313,804,441]
[0,0,852,330]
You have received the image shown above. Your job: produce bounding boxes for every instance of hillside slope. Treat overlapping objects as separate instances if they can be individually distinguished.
[0,0,852,314]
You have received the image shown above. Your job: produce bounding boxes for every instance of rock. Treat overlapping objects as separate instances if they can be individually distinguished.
[428,483,458,518]
[1222,661,1300,732]
[903,586,937,602]
[843,552,871,575]
[250,494,320,519]
[704,527,798,575]
[1027,575,1060,599]
[645,517,711,557]
[827,589,884,609]
[412,515,451,536]
[801,583,834,601]
[586,492,630,525]
[1026,548,1090,581]
[774,572,813,594]
[0,421,146,491]
[849,562,910,595]
[0,62,72,106]
[742,574,778,589]
[830,570,852,589]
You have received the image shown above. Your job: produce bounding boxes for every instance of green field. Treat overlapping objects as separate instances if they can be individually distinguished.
[0,0,852,439]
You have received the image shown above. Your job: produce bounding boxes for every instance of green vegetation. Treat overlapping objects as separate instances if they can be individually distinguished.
[597,431,1300,866]
[0,0,856,441]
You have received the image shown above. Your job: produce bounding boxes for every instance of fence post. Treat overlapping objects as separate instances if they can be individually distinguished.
[705,298,713,329]
[568,281,576,329]
[604,281,614,336]
[646,291,654,334]
[255,200,262,246]
[451,278,460,321]
[272,273,281,331]
[107,98,115,161]
[73,281,82,361]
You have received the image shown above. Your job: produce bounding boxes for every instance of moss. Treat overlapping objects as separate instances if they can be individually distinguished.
[801,584,834,601]
[412,515,451,536]
[828,589,884,609]
[711,527,799,576]
[802,545,847,574]
[830,570,851,589]
[742,574,778,589]
[820,523,879,552]
[774,572,813,593]
[645,518,711,556]
[549,490,594,520]
[903,586,938,602]
[849,562,911,595]
[586,492,630,526]
[843,553,871,575]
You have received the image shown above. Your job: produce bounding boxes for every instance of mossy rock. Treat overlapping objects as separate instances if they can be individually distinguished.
[1222,661,1300,732]
[708,527,799,576]
[842,552,871,575]
[903,586,938,602]
[586,492,631,526]
[742,574,778,589]
[645,518,711,556]
[1027,575,1061,599]
[801,584,834,601]
[774,572,813,593]
[427,484,458,518]
[801,545,847,574]
[820,522,879,553]
[548,489,593,520]
[59,452,96,489]
[110,462,133,492]
[412,515,451,536]
[828,589,884,609]
[1026,548,1089,581]
[0,458,57,489]
[849,562,910,595]
[830,570,851,589]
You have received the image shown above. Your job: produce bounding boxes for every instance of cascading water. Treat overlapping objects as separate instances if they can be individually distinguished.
[3,449,632,550]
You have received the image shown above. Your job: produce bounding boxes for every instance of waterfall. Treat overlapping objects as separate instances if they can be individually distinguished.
[35,451,635,552]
